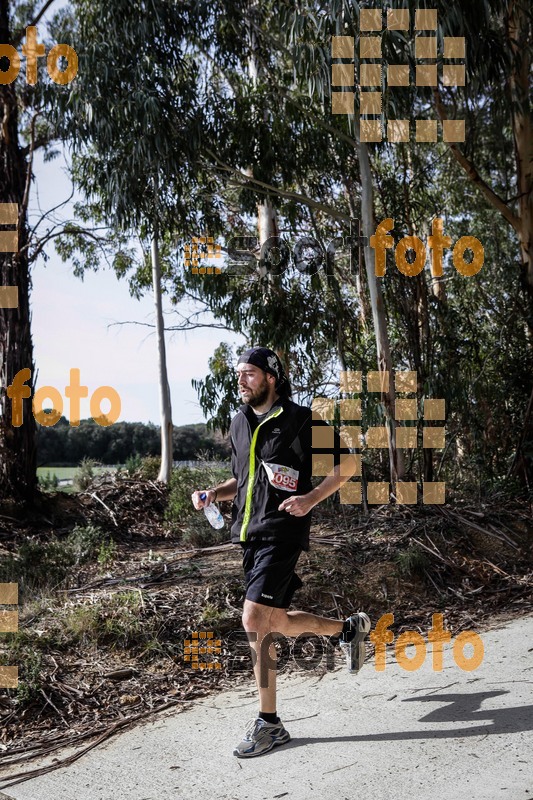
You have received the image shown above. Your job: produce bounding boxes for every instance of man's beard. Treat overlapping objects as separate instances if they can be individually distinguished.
[241,378,270,408]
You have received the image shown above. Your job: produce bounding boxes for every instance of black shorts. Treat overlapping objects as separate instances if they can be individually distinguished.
[241,540,304,609]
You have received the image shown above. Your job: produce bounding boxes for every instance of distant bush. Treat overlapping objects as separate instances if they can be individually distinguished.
[165,463,232,527]
[139,455,162,481]
[36,417,229,467]
[166,467,203,523]
[38,471,60,491]
[125,453,143,475]
[73,457,98,491]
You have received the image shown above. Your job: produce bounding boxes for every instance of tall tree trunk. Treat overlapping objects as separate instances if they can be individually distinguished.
[151,231,173,483]
[358,139,403,484]
[0,1,37,502]
[401,145,433,482]
[256,200,279,269]
[344,179,371,327]
[509,385,533,488]
[508,0,533,301]
[247,0,278,280]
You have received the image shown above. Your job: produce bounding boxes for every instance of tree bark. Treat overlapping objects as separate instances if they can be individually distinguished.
[246,0,279,281]
[0,0,37,502]
[151,231,173,483]
[508,0,533,299]
[358,139,403,484]
[401,145,433,482]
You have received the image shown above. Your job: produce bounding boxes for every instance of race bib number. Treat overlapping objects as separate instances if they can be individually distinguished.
[262,461,299,492]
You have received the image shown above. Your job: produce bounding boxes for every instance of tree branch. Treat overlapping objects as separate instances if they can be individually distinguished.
[23,224,116,265]
[12,0,58,47]
[107,320,233,333]
[203,148,351,222]
[433,89,521,234]
[19,109,41,228]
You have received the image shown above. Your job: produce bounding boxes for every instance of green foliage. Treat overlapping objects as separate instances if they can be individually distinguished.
[200,601,229,626]
[38,471,59,491]
[0,539,77,593]
[64,592,153,650]
[395,546,431,578]
[73,457,98,491]
[163,462,231,545]
[0,525,113,596]
[97,539,117,567]
[165,467,204,524]
[192,344,241,435]
[125,453,143,475]
[139,456,162,481]
[68,524,108,564]
[165,464,232,527]
[14,650,43,708]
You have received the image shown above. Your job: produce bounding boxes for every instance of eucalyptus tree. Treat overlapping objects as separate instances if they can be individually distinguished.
[272,1,407,482]
[0,1,35,500]
[276,0,532,486]
[165,1,390,440]
[0,0,78,501]
[53,0,226,482]
[429,0,532,307]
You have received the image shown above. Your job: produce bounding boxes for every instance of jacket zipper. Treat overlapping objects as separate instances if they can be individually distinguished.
[239,406,284,542]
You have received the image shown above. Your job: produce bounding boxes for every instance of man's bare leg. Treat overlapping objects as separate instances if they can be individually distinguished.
[271,607,370,673]
[242,601,345,706]
[242,599,279,712]
[235,599,369,757]
[274,608,344,638]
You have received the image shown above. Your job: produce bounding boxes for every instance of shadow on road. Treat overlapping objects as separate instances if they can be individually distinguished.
[277,690,533,752]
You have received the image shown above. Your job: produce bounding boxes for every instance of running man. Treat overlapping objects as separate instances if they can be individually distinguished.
[191,346,370,758]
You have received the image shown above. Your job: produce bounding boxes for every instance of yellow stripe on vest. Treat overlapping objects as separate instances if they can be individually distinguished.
[240,406,284,542]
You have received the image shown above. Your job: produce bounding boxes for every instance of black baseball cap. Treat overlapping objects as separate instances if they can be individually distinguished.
[237,347,284,381]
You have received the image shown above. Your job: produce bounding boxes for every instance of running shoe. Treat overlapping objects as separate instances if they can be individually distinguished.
[339,612,371,673]
[233,717,291,758]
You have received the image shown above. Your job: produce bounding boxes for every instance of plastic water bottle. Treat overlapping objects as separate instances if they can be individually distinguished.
[200,492,225,529]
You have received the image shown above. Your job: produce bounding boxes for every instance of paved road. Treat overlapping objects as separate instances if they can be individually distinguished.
[1,614,532,800]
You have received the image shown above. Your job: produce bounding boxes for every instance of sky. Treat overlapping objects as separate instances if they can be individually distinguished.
[29,149,244,426]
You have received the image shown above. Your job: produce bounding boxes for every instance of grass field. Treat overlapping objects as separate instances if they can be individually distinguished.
[37,466,117,481]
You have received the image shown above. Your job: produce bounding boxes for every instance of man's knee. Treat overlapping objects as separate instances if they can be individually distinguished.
[242,599,275,632]
[241,601,290,634]
[269,607,290,635]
